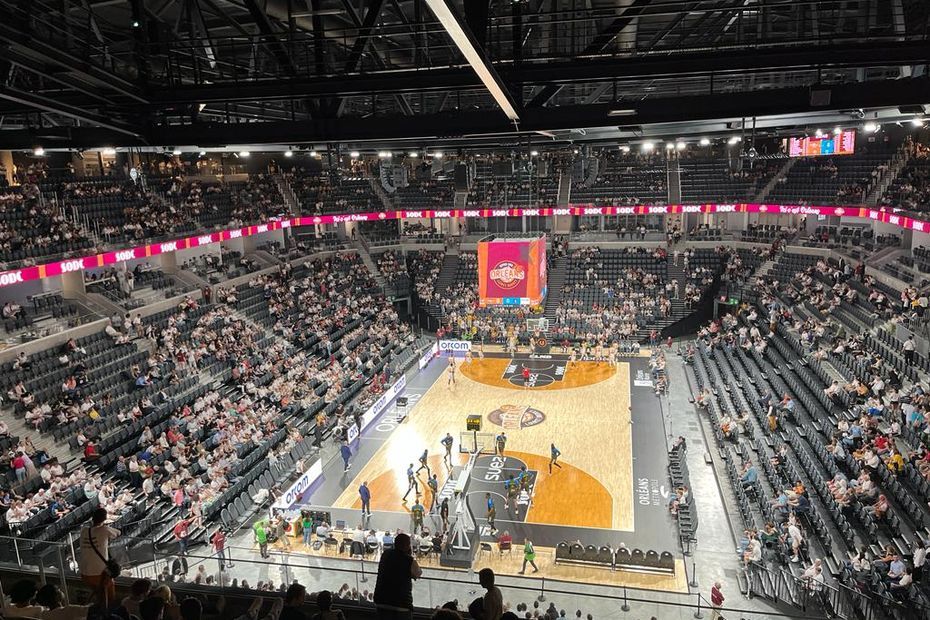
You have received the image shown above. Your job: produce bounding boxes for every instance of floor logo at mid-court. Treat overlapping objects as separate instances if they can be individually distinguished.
[487,405,546,429]
[502,358,567,388]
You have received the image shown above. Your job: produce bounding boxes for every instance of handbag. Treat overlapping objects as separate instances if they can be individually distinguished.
[88,528,121,578]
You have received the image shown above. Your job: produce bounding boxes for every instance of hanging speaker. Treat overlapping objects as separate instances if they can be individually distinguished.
[454,164,468,191]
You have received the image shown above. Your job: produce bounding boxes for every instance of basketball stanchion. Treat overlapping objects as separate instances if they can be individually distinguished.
[621,587,630,612]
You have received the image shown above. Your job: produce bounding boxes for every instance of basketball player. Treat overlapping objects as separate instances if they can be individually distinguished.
[504,474,519,510]
[522,365,531,390]
[411,499,425,531]
[447,358,456,387]
[485,493,497,533]
[495,431,507,456]
[569,347,577,366]
[441,433,454,466]
[402,463,419,502]
[465,349,473,365]
[517,465,530,492]
[580,341,589,361]
[594,341,604,363]
[549,443,562,473]
[416,449,431,477]
[427,473,439,513]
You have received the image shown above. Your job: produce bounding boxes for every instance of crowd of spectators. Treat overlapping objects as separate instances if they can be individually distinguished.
[0,184,90,267]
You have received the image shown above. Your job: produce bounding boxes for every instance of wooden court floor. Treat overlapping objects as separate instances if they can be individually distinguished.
[263,537,688,594]
[334,359,634,531]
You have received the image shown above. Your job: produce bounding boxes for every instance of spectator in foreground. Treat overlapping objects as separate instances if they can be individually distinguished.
[312,590,345,620]
[374,532,422,620]
[78,507,121,605]
[280,582,308,620]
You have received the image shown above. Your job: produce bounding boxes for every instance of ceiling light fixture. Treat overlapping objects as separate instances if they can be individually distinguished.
[640,142,653,152]
[33,147,45,157]
[310,151,318,157]
[727,136,740,145]
[433,152,443,159]
[699,138,710,146]
[350,151,360,158]
[408,152,418,158]
[284,150,294,158]
[665,142,674,151]
[864,121,879,132]
[620,145,630,153]
[199,151,206,156]
[911,117,925,127]
[530,150,539,156]
[676,141,686,151]
[423,0,520,122]
[607,108,636,117]
[102,147,116,156]
[172,149,182,156]
[238,151,250,158]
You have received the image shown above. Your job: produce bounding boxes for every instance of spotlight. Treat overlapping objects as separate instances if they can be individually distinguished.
[572,149,579,154]
[310,150,318,157]
[727,136,740,145]
[433,152,443,159]
[239,151,250,158]
[864,122,879,133]
[131,19,140,28]
[33,147,45,157]
[102,147,116,156]
[911,118,925,127]
[664,142,674,151]
[199,151,206,156]
[350,151,360,158]
[676,141,686,151]
[172,149,182,156]
[620,145,631,153]
[378,151,392,158]
[408,152,418,158]
[530,150,539,156]
[641,142,654,152]
[699,138,710,146]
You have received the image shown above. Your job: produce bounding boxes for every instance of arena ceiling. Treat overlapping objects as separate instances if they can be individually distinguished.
[0,0,928,150]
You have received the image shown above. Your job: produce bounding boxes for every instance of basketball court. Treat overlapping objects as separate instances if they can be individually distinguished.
[292,346,686,592]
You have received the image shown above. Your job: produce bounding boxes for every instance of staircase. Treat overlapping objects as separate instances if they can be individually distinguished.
[273,174,301,214]
[368,177,395,211]
[866,146,909,205]
[434,254,460,293]
[542,259,568,323]
[454,191,468,209]
[353,241,387,290]
[556,169,572,207]
[632,257,690,342]
[754,158,797,202]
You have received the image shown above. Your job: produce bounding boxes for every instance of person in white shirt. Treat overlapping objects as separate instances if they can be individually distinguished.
[79,508,121,605]
[913,541,928,582]
[788,523,804,563]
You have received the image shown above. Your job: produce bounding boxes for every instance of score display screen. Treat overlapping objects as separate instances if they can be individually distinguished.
[787,130,856,157]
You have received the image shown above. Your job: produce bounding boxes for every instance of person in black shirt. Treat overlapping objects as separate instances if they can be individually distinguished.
[280,582,308,620]
[374,533,422,620]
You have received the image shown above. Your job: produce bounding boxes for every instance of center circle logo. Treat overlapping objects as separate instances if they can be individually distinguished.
[489,261,526,290]
[488,404,546,429]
